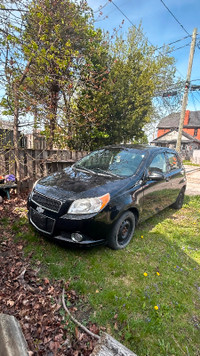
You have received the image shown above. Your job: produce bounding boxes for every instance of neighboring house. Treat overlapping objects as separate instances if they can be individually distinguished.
[0,120,14,148]
[0,120,47,149]
[26,133,46,150]
[151,110,200,158]
[0,120,26,149]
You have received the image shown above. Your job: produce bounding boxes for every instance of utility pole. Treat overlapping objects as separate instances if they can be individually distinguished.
[176,28,197,152]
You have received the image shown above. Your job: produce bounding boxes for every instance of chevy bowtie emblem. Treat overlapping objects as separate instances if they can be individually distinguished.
[36,206,44,214]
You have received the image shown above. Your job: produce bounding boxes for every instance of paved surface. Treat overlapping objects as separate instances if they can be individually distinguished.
[184,165,200,196]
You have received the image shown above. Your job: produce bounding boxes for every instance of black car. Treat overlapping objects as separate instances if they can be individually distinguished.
[27,145,186,250]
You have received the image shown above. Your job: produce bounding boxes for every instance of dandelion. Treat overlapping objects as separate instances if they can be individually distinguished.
[154,305,159,310]
[143,272,148,277]
[141,235,144,239]
[156,272,160,276]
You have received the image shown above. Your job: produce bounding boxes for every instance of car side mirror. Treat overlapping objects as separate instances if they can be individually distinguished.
[147,170,164,181]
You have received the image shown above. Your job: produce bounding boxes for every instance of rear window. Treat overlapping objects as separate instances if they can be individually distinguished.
[166,153,181,171]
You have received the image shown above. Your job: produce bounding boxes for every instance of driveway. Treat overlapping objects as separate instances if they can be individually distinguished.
[184,165,200,196]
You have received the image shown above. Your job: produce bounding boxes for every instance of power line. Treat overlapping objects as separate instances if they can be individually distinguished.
[106,0,189,80]
[190,91,198,110]
[109,0,192,52]
[156,35,191,51]
[191,91,200,105]
[166,42,191,54]
[160,0,190,36]
[109,0,155,48]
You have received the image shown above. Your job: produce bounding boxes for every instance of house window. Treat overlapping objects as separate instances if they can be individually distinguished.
[194,128,198,137]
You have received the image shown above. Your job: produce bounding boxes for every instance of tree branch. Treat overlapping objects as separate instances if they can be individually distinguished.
[62,288,100,340]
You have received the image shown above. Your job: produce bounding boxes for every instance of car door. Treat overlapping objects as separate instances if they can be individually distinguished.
[141,152,172,221]
[165,151,185,203]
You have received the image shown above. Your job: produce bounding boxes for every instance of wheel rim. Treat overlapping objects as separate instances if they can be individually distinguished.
[117,218,133,246]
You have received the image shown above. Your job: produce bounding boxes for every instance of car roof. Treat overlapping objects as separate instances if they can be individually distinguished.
[102,144,177,154]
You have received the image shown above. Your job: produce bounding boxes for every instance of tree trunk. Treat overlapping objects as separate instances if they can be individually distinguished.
[13,84,21,191]
[47,84,59,149]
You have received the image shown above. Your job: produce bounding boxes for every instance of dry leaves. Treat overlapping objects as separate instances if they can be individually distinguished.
[0,194,98,355]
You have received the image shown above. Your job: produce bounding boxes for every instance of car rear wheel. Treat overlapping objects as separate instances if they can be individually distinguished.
[108,211,135,250]
[172,189,185,209]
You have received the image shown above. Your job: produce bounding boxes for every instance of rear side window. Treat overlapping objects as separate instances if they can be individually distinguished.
[166,153,181,171]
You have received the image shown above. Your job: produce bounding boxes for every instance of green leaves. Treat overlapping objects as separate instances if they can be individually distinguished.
[0,0,178,151]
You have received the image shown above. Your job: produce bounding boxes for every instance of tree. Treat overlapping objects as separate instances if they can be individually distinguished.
[0,1,182,178]
[0,0,31,184]
[0,0,106,185]
[21,0,107,148]
[70,26,178,150]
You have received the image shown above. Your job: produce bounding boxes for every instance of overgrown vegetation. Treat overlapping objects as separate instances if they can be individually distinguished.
[1,195,199,355]
[0,0,181,181]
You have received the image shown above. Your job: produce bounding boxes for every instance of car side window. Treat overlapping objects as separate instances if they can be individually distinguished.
[148,153,167,174]
[166,153,181,171]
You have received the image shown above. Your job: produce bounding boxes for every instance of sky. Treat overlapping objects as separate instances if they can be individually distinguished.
[87,0,200,111]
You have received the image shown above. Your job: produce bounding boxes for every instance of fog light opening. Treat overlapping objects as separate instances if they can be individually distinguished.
[71,232,83,242]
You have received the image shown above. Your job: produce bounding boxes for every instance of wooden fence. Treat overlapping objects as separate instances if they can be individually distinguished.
[0,148,87,190]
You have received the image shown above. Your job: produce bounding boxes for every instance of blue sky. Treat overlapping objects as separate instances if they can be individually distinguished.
[87,0,200,111]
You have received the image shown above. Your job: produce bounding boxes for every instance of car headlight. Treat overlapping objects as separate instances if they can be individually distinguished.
[68,193,110,215]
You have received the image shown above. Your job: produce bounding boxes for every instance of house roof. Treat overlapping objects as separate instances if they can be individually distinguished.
[152,129,200,144]
[157,111,200,128]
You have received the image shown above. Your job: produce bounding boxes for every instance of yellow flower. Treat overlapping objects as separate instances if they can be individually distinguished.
[141,235,144,239]
[143,272,148,277]
[154,306,159,310]
[156,272,160,276]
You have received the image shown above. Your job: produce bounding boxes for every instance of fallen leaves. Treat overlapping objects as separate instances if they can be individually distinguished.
[0,194,98,355]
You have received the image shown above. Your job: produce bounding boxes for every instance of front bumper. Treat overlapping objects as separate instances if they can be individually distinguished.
[28,202,110,247]
[53,233,105,246]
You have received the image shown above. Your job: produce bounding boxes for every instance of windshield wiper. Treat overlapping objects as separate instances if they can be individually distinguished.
[73,165,95,174]
[94,168,120,178]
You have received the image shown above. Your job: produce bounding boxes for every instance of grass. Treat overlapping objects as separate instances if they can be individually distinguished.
[1,195,200,356]
[183,160,200,166]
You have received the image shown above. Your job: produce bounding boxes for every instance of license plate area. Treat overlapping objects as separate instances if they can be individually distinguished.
[30,207,55,235]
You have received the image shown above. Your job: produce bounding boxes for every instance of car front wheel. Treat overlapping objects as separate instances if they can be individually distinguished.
[108,211,135,250]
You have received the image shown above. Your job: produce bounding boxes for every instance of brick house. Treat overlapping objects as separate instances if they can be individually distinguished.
[151,110,200,158]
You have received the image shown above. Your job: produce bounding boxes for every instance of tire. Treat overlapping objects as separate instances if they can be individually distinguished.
[108,211,135,250]
[172,189,185,209]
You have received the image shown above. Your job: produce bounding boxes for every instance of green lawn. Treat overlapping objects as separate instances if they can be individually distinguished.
[2,195,200,356]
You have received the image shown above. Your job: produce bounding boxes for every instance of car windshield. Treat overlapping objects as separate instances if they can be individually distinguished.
[74,148,147,177]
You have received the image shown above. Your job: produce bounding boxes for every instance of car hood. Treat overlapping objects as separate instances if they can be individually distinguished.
[34,166,137,201]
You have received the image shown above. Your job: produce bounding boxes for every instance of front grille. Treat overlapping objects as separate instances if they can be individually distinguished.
[30,208,55,234]
[32,191,61,213]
